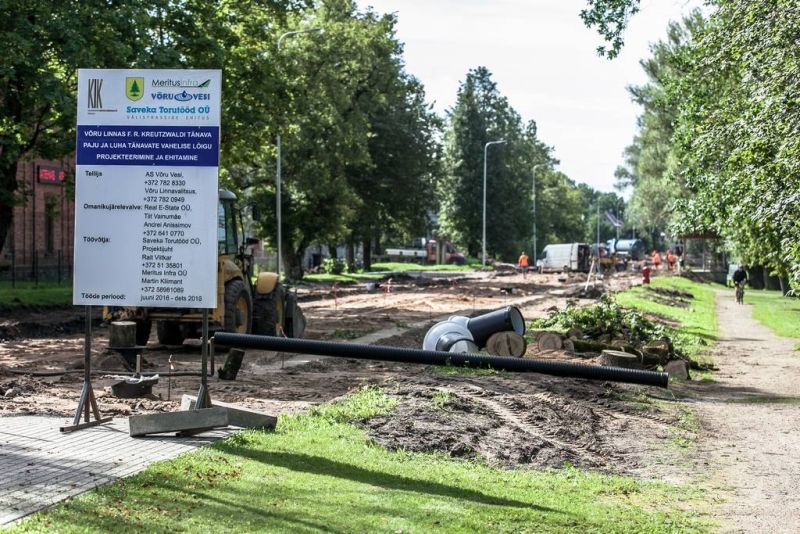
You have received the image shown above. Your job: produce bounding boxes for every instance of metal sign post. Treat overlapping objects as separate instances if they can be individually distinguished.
[195,309,212,409]
[60,306,113,432]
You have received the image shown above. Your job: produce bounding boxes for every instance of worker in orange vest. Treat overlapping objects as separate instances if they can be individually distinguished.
[517,252,529,278]
[666,250,677,271]
[651,250,662,271]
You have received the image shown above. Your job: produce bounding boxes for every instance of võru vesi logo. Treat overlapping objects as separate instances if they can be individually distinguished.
[126,77,145,101]
[174,91,192,102]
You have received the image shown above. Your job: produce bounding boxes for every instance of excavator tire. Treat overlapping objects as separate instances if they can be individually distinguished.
[252,283,285,336]
[223,279,252,334]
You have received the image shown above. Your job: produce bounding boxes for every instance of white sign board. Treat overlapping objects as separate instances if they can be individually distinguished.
[73,69,221,308]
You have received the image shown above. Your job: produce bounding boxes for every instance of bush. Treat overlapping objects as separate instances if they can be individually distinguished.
[321,257,347,275]
[533,294,667,347]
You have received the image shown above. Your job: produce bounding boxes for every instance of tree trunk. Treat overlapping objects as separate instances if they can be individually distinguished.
[285,248,304,281]
[0,161,19,256]
[362,238,372,271]
[328,243,338,260]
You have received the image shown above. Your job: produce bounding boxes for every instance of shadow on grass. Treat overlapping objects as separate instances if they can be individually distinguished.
[220,446,555,512]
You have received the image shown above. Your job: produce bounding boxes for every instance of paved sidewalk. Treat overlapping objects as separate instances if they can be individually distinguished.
[0,415,236,526]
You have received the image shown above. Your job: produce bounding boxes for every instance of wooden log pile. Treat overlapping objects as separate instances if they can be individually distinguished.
[526,328,683,370]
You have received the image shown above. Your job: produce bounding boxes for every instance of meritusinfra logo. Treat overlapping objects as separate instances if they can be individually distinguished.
[126,77,145,101]
[151,78,211,88]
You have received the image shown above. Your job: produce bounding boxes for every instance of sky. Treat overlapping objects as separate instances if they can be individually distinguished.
[356,0,703,193]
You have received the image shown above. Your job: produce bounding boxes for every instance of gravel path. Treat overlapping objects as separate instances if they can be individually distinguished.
[697,291,800,533]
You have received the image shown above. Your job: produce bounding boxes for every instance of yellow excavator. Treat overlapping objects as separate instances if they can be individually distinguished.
[103,189,304,345]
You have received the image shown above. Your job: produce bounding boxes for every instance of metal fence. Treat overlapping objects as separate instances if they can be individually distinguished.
[0,251,73,286]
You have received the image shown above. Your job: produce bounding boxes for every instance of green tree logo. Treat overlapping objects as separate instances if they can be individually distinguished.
[126,77,144,101]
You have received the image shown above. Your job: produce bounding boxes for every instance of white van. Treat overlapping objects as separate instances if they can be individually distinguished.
[537,243,591,273]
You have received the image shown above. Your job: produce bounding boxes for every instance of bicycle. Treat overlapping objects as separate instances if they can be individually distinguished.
[734,281,745,304]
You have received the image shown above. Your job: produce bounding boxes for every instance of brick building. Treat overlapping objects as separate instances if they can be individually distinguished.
[1,158,75,282]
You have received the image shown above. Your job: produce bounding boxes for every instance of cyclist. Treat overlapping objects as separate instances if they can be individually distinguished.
[732,265,747,304]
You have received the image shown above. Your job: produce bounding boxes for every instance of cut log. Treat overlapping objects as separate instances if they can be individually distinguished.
[664,359,690,380]
[562,339,575,354]
[600,350,642,369]
[486,331,526,357]
[537,332,563,352]
[644,339,670,355]
[109,321,136,348]
[572,338,640,355]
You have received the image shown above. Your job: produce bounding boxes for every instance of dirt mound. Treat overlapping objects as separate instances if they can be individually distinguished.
[362,372,672,471]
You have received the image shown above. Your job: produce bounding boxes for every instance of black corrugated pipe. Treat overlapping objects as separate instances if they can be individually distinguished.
[214,333,669,388]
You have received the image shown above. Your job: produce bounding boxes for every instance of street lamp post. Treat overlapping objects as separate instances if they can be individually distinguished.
[275,27,321,279]
[482,139,506,266]
[532,163,546,264]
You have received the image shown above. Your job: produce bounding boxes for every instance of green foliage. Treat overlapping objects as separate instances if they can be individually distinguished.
[618,1,800,286]
[0,0,301,254]
[534,294,667,347]
[321,257,347,275]
[580,0,641,58]
[615,11,706,248]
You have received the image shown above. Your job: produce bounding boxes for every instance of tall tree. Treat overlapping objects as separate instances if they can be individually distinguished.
[615,11,705,248]
[440,67,553,262]
[668,0,800,286]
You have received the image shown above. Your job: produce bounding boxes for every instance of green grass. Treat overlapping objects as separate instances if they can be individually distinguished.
[745,290,800,339]
[0,281,72,308]
[371,262,476,272]
[302,272,387,284]
[13,387,711,534]
[615,277,719,363]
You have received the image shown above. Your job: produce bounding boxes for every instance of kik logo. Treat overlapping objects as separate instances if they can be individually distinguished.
[126,77,144,101]
[88,79,103,109]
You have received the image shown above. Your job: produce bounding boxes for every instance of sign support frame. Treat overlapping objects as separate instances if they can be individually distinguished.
[60,306,113,432]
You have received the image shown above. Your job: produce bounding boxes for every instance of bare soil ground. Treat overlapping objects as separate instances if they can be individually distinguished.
[1,270,688,476]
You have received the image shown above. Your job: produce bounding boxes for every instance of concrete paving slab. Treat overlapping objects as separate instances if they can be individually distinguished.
[0,415,237,526]
[180,395,277,430]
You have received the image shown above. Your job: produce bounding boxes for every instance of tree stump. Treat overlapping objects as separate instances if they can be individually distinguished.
[486,331,526,357]
[600,350,642,369]
[109,321,136,348]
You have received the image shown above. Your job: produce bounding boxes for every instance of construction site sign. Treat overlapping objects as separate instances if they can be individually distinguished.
[73,69,221,308]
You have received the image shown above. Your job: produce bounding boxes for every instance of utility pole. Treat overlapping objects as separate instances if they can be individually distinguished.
[482,139,506,266]
[275,27,322,279]
[596,203,600,272]
[532,164,546,262]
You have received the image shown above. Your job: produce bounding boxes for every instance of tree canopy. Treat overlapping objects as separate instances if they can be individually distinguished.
[1,0,632,276]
